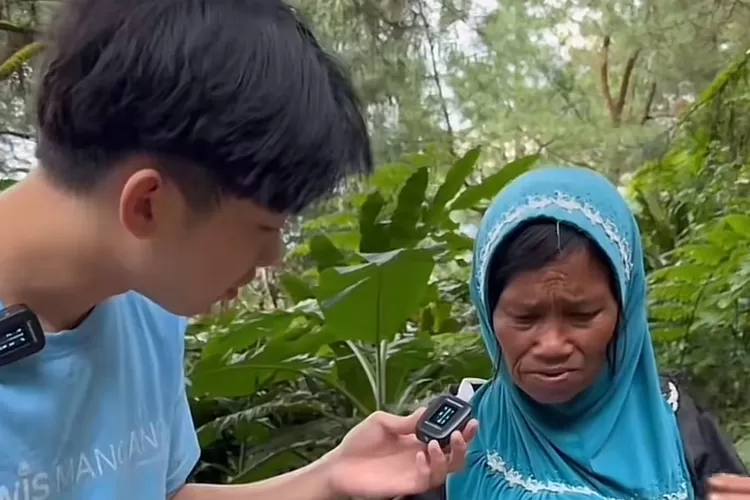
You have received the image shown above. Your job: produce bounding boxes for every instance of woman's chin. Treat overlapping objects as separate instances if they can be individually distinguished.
[519,372,582,405]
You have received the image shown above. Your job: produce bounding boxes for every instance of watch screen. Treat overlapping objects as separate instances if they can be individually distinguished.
[0,325,29,355]
[428,403,458,427]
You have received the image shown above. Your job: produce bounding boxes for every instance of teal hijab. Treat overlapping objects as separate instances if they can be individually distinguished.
[447,167,693,500]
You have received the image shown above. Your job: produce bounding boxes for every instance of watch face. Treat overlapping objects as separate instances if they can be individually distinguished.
[0,308,45,367]
[428,402,459,427]
[0,325,29,355]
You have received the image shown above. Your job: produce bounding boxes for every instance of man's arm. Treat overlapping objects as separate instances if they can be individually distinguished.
[172,454,340,500]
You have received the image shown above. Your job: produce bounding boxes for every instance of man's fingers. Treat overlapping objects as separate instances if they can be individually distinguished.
[461,419,479,444]
[709,474,750,494]
[426,440,448,488]
[372,408,426,435]
[446,431,468,473]
[709,494,750,500]
[413,450,432,491]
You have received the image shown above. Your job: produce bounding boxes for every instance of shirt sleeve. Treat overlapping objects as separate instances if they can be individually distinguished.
[166,316,201,497]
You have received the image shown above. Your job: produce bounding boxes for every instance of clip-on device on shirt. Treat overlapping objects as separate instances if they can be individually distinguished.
[0,305,45,368]
[416,394,473,449]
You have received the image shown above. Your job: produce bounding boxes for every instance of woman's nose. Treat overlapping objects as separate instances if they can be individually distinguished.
[532,324,574,361]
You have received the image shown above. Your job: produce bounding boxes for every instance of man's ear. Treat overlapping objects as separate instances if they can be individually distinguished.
[119,168,166,239]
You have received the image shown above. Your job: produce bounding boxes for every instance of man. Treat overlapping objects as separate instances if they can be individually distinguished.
[0,0,477,498]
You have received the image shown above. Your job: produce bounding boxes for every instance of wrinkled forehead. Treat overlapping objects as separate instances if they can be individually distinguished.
[472,167,637,309]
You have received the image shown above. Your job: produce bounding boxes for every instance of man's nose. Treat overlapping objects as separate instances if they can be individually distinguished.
[257,232,285,268]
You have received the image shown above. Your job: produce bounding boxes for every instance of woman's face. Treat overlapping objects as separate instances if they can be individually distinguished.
[492,247,619,405]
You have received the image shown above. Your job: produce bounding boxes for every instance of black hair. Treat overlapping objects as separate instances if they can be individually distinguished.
[487,219,621,373]
[34,0,372,214]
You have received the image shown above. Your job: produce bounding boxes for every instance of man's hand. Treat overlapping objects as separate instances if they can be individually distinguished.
[175,408,478,500]
[708,474,750,500]
[325,408,479,498]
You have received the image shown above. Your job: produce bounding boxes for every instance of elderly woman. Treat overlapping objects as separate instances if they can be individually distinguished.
[407,167,746,500]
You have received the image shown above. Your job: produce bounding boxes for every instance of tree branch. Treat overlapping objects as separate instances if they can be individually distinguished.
[615,49,641,125]
[0,129,34,140]
[415,0,455,155]
[599,35,641,127]
[640,82,657,124]
[0,20,36,35]
[0,41,45,81]
[599,35,617,123]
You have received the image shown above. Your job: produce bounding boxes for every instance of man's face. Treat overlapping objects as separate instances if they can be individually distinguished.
[115,167,286,316]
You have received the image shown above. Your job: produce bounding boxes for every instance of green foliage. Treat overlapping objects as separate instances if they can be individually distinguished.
[628,50,750,437]
[188,148,538,482]
[189,51,750,482]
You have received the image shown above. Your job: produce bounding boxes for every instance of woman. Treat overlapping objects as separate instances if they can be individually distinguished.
[407,166,745,500]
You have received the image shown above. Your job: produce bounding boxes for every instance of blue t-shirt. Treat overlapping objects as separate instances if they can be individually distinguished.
[0,292,200,499]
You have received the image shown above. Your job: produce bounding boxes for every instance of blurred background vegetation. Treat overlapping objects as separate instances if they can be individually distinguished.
[1,0,750,483]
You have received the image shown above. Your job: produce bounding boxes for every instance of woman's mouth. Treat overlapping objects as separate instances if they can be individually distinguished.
[532,370,574,383]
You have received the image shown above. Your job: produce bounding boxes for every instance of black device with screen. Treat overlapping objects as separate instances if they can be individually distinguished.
[0,305,45,368]
[416,394,472,449]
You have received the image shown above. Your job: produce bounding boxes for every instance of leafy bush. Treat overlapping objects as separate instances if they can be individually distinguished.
[629,51,750,438]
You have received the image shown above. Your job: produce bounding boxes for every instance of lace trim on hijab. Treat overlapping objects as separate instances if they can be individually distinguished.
[456,378,681,413]
[476,192,634,306]
[484,453,689,500]
[664,381,679,412]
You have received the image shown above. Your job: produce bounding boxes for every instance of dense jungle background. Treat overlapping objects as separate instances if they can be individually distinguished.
[1,0,750,483]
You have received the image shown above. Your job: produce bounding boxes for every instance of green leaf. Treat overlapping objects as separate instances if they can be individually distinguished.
[436,231,474,253]
[231,419,348,482]
[309,234,346,270]
[0,178,16,191]
[390,166,429,246]
[329,341,378,412]
[425,147,481,223]
[449,154,539,211]
[279,274,315,303]
[723,214,750,239]
[360,191,386,228]
[384,336,434,405]
[232,450,308,483]
[736,437,750,467]
[317,249,435,343]
[196,392,324,447]
[200,311,297,360]
[189,358,315,398]
[649,263,715,283]
[262,324,334,361]
[359,191,391,253]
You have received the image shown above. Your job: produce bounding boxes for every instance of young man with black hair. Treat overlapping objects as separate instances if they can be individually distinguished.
[0,0,477,498]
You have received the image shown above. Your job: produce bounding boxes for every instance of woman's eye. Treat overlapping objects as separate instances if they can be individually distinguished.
[513,314,538,324]
[569,311,599,321]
